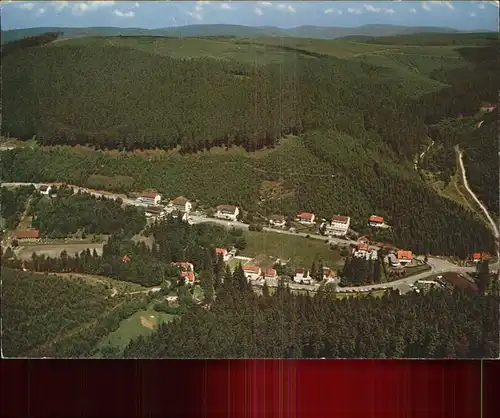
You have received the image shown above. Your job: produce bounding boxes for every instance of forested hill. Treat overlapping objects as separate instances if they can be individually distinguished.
[0,24,465,44]
[1,33,497,256]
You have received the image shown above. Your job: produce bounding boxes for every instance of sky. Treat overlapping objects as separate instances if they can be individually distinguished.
[1,1,498,31]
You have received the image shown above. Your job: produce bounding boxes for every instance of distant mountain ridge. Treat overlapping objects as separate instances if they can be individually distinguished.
[1,24,485,44]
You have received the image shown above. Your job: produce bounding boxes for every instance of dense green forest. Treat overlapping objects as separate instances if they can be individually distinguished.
[0,185,35,230]
[1,33,497,257]
[1,267,149,357]
[2,34,448,159]
[122,268,499,358]
[1,31,61,57]
[28,186,146,238]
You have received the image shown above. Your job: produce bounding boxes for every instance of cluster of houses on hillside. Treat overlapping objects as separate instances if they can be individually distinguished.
[240,263,339,286]
[274,211,389,237]
[139,192,193,222]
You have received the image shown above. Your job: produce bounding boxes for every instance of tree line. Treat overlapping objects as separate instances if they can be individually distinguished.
[1,31,61,57]
[28,185,146,238]
[122,269,499,358]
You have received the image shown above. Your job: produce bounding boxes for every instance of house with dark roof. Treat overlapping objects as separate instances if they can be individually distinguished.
[326,214,350,237]
[215,205,240,221]
[268,215,286,228]
[169,196,192,214]
[39,185,52,196]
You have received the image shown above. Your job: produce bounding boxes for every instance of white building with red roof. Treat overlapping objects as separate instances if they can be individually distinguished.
[326,214,350,236]
[296,212,315,225]
[137,191,162,206]
[13,229,41,243]
[215,248,231,262]
[243,265,262,281]
[369,215,388,228]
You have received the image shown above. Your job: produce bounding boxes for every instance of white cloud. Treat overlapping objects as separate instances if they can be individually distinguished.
[421,2,431,11]
[255,7,264,16]
[72,1,115,15]
[478,2,486,8]
[135,2,140,8]
[324,8,342,15]
[194,5,203,11]
[187,11,203,20]
[409,7,417,13]
[220,3,233,10]
[287,5,296,12]
[18,2,35,10]
[364,4,381,13]
[196,1,211,5]
[114,9,135,18]
[445,2,454,10]
[347,8,362,14]
[384,8,395,14]
[51,1,69,12]
[277,4,286,9]
[469,11,476,16]
[37,7,46,15]
[259,1,272,6]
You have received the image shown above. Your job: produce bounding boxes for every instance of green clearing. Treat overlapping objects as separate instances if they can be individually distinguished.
[49,36,312,65]
[97,309,176,354]
[241,230,342,269]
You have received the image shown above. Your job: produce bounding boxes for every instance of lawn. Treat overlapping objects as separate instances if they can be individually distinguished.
[97,309,176,354]
[241,230,342,269]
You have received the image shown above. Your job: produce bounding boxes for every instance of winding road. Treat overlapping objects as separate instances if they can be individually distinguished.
[455,146,499,239]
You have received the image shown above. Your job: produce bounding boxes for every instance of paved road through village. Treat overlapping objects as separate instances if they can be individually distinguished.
[2,182,498,292]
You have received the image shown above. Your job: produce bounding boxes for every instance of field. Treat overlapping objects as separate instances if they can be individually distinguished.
[14,242,104,260]
[97,309,176,355]
[241,230,343,269]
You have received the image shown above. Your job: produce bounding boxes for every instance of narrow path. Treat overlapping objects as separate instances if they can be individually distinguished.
[455,145,499,238]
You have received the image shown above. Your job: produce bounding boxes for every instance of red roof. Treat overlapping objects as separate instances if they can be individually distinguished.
[397,250,413,260]
[369,215,384,223]
[181,271,195,282]
[243,265,261,274]
[140,192,158,199]
[324,269,337,278]
[332,215,349,223]
[14,230,40,239]
[358,243,369,251]
[173,262,194,271]
[264,268,277,278]
[216,248,228,255]
[122,255,131,263]
[472,253,482,260]
[297,212,314,220]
